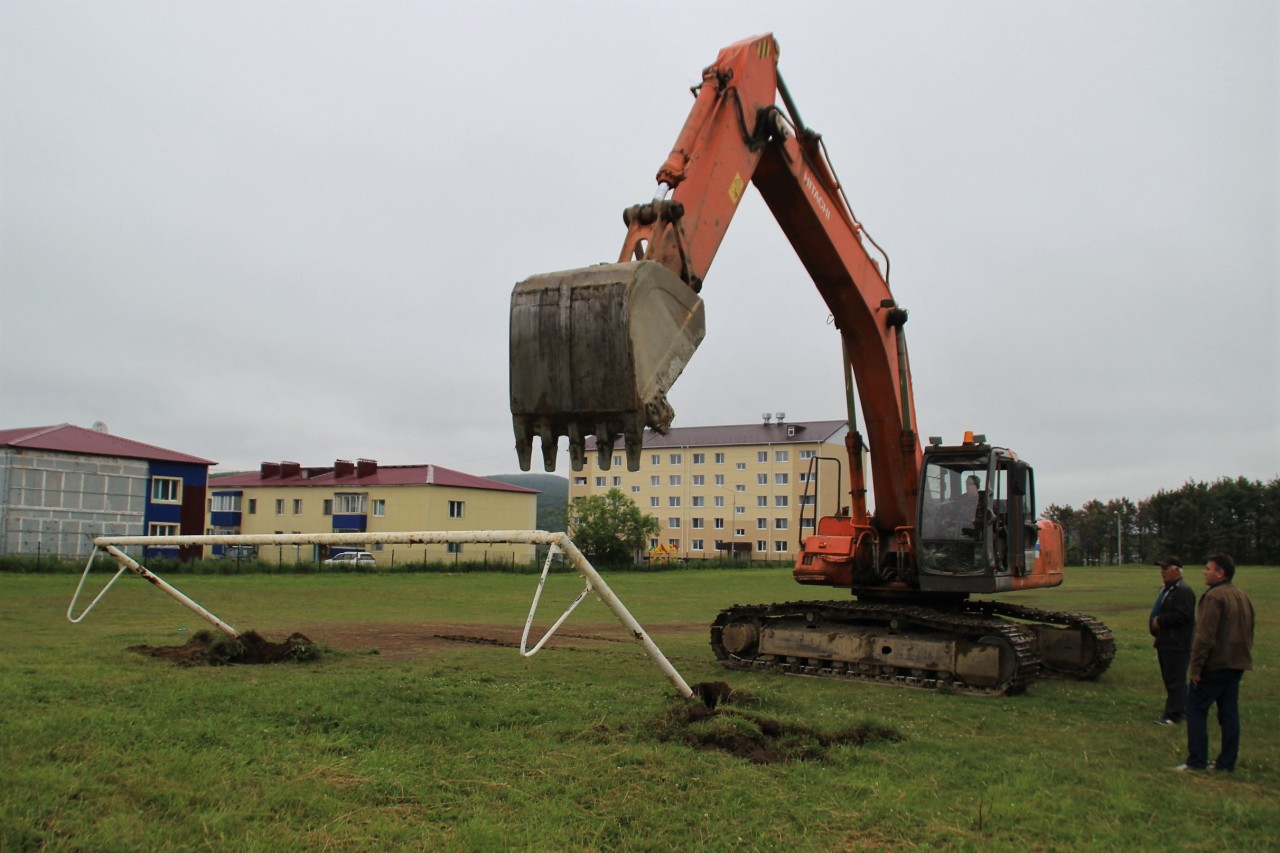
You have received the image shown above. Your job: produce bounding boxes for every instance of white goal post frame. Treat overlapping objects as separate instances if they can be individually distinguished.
[69,530,694,700]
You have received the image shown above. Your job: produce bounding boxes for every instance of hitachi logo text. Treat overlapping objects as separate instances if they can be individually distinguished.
[803,171,832,221]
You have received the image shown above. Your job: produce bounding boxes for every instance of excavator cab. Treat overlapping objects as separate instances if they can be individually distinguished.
[509,260,705,473]
[916,441,1056,594]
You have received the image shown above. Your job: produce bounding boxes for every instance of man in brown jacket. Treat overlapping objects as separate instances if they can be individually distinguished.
[1177,554,1255,772]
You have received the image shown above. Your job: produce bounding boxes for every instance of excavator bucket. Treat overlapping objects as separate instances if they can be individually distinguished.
[510,260,705,472]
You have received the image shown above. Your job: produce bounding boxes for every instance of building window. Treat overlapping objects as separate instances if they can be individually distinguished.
[800,495,815,505]
[715,452,726,464]
[757,518,768,529]
[691,539,704,551]
[776,450,790,462]
[692,453,705,464]
[756,540,767,552]
[735,484,746,492]
[649,538,659,549]
[775,495,790,507]
[715,474,725,486]
[668,496,681,507]
[774,541,789,553]
[775,473,789,485]
[612,476,622,487]
[692,517,705,529]
[323,499,333,515]
[757,474,768,485]
[447,542,463,554]
[293,499,303,514]
[757,451,768,463]
[148,522,178,537]
[613,455,622,467]
[800,450,816,459]
[651,454,660,465]
[449,500,465,518]
[775,518,789,529]
[373,499,386,517]
[692,474,704,486]
[735,506,746,515]
[736,462,747,470]
[669,475,681,486]
[692,496,705,507]
[275,499,285,515]
[668,517,681,528]
[714,518,725,529]
[248,498,257,515]
[714,496,724,507]
[736,528,746,537]
[668,539,681,550]
[631,485,641,493]
[799,472,811,483]
[211,494,241,512]
[650,497,660,507]
[574,477,587,486]
[595,477,606,487]
[650,476,661,486]
[151,477,182,503]
[801,518,815,528]
[335,493,367,514]
[670,453,682,464]
[757,496,768,507]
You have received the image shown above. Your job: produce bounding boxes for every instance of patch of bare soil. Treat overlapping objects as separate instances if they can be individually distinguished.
[651,694,903,764]
[128,630,318,666]
[278,621,707,661]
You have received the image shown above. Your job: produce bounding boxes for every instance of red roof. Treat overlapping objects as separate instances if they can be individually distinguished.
[0,423,215,465]
[585,419,848,450]
[210,463,537,493]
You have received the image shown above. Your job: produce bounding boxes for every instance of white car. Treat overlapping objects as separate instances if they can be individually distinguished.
[323,550,376,566]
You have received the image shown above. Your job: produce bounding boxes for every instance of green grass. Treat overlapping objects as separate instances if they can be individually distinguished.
[2,567,1276,851]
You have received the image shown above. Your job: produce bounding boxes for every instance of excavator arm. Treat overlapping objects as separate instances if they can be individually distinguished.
[510,33,920,532]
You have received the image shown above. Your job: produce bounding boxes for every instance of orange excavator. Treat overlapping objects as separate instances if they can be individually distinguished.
[509,34,1112,694]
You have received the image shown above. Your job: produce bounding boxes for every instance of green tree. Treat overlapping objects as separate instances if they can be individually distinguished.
[566,488,660,566]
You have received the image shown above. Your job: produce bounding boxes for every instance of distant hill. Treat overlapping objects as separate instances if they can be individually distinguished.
[486,473,568,531]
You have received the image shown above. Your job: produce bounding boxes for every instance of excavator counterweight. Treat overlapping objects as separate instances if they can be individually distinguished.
[510,260,704,472]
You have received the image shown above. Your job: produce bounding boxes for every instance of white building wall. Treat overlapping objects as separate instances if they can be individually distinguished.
[0,448,148,557]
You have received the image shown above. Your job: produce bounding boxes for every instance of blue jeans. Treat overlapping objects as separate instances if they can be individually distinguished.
[1185,669,1244,770]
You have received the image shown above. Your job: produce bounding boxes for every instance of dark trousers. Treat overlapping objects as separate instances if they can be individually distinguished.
[1157,647,1190,720]
[1186,668,1244,771]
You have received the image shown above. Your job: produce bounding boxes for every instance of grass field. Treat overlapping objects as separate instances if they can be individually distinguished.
[2,565,1276,851]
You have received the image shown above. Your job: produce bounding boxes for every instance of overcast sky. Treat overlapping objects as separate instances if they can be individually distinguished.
[2,2,1276,510]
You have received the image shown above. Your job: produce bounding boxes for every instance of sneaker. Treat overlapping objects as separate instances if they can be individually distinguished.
[1155,717,1176,725]
[1173,764,1204,772]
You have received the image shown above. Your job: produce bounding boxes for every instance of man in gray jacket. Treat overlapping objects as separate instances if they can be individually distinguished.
[1150,557,1196,724]
[1177,554,1256,772]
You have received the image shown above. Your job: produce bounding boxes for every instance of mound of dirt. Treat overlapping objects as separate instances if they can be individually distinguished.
[128,630,318,666]
[653,700,902,764]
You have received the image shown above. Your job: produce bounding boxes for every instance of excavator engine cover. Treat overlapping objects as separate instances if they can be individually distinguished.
[510,260,705,472]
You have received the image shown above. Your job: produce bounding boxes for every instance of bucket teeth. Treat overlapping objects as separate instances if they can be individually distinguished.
[514,417,534,472]
[624,429,643,472]
[567,423,586,471]
[538,425,559,472]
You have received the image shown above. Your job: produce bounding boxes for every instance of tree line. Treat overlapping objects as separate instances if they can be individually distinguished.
[1043,476,1280,567]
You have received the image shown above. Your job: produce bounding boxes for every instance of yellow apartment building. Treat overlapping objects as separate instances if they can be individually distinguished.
[571,417,849,562]
[206,459,538,566]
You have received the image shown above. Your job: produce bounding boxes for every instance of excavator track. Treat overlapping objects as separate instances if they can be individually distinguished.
[965,600,1115,680]
[710,600,1042,696]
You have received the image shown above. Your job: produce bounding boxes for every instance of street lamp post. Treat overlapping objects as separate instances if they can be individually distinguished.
[1115,512,1123,565]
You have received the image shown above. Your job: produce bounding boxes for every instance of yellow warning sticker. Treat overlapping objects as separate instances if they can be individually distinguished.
[728,173,745,204]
